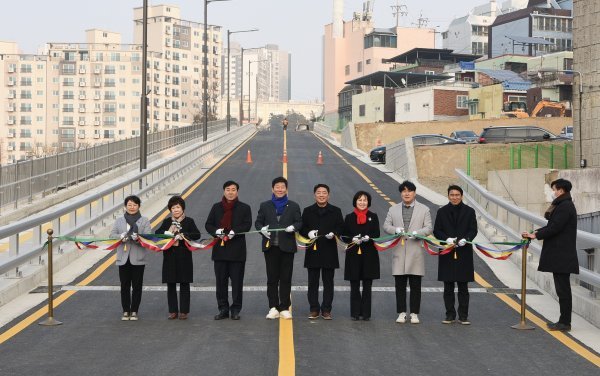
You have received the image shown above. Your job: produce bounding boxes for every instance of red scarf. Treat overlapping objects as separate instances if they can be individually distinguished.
[353,208,368,225]
[220,196,237,230]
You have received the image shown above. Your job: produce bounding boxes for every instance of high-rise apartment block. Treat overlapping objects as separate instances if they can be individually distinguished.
[0,4,222,164]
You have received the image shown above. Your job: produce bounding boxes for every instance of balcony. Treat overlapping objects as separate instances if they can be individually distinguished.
[93,134,100,139]
[78,134,85,139]
[7,119,15,125]
[94,95,100,100]
[63,95,75,100]
[79,81,86,87]
[8,92,15,99]
[79,94,86,100]
[7,145,14,151]
[79,107,86,113]
[79,67,87,74]
[7,66,15,73]
[94,68,101,74]
[7,81,15,86]
[62,81,74,87]
[79,120,86,126]
[7,134,15,138]
[94,120,100,126]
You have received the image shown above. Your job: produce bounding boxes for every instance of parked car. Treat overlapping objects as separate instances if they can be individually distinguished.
[369,145,386,163]
[369,135,465,163]
[449,130,479,143]
[560,126,573,139]
[478,126,568,144]
[412,134,466,146]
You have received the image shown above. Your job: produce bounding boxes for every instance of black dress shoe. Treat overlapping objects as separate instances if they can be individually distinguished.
[231,313,241,320]
[351,316,360,321]
[362,317,370,321]
[214,311,229,320]
[548,322,571,331]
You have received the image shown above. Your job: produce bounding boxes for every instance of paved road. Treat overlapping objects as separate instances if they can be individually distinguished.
[0,127,598,375]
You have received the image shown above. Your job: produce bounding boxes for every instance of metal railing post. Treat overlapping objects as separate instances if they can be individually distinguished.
[511,239,534,330]
[39,229,62,326]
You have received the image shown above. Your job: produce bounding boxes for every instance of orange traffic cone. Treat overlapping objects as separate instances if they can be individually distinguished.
[316,151,323,165]
[246,150,253,164]
[282,150,288,163]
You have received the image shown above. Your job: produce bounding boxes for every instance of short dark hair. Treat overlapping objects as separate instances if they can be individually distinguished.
[353,190,372,208]
[124,195,141,207]
[551,178,572,193]
[167,195,186,211]
[272,176,288,188]
[447,185,464,195]
[223,180,239,190]
[399,180,416,192]
[314,183,330,193]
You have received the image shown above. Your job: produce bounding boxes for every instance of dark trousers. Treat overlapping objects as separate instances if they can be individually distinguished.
[350,279,373,319]
[443,281,469,320]
[214,260,246,314]
[553,273,572,325]
[167,283,190,314]
[118,259,145,313]
[264,246,294,311]
[307,268,335,313]
[395,275,422,314]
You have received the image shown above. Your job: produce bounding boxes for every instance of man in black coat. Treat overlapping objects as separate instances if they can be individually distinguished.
[255,176,302,320]
[205,180,252,320]
[300,184,344,320]
[433,185,478,325]
[522,178,579,332]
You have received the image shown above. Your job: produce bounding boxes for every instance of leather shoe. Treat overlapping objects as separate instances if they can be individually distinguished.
[321,311,332,320]
[168,313,178,320]
[214,311,229,320]
[351,316,360,321]
[231,313,240,320]
[178,313,188,320]
[547,322,571,331]
[308,311,319,320]
[362,317,370,321]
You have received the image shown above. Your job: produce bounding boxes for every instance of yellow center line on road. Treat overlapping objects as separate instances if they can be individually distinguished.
[0,132,257,345]
[313,132,600,368]
[278,129,295,376]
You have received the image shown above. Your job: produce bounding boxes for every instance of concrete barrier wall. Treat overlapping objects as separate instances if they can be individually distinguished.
[340,122,357,150]
[354,117,573,153]
[384,137,418,180]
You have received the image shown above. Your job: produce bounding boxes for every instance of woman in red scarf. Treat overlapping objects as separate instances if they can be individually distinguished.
[342,191,380,321]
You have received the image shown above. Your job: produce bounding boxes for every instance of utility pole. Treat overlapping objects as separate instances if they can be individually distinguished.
[390,1,408,27]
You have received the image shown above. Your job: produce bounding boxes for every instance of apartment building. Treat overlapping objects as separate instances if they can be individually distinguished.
[0,4,223,164]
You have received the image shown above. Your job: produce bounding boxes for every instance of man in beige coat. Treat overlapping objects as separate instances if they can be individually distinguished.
[383,181,432,324]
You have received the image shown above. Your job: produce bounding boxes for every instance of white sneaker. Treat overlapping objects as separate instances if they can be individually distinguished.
[266,307,280,319]
[121,312,130,321]
[396,312,407,323]
[129,312,138,321]
[410,313,420,324]
[280,310,293,320]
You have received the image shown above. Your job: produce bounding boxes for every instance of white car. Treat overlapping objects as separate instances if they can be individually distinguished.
[560,126,573,139]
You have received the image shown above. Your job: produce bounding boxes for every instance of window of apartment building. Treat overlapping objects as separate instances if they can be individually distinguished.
[104,91,116,100]
[37,77,44,83]
[103,104,116,113]
[20,129,32,138]
[469,100,479,116]
[20,104,32,112]
[103,117,116,127]
[118,116,126,123]
[63,77,74,86]
[105,65,116,74]
[62,116,74,125]
[36,116,43,122]
[37,64,44,70]
[456,95,468,109]
[20,90,32,99]
[471,42,488,55]
[62,63,76,74]
[95,53,103,62]
[404,103,410,112]
[20,116,32,125]
[364,33,397,49]
[20,64,32,73]
[357,62,363,73]
[60,128,75,138]
[19,142,33,151]
[20,77,32,86]
[36,129,43,135]
[471,25,488,36]
[63,90,74,99]
[507,95,527,103]
[442,32,448,40]
[119,103,126,110]
[119,91,126,97]
[103,130,115,139]
[345,65,350,76]
[110,53,121,62]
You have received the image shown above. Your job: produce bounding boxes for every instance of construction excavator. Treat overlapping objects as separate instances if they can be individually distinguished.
[530,100,567,117]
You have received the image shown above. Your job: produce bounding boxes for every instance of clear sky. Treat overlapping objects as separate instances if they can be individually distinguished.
[0,0,484,100]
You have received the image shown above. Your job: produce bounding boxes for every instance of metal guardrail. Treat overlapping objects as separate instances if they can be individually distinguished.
[0,124,253,276]
[0,119,234,214]
[455,168,600,289]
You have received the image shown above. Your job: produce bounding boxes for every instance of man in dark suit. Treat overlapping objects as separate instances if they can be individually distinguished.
[300,184,344,320]
[205,181,252,320]
[522,178,579,332]
[433,185,478,325]
[255,177,302,320]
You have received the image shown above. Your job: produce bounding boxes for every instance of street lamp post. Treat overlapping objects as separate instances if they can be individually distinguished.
[203,0,229,142]
[538,68,585,167]
[140,0,148,173]
[253,60,268,125]
[227,28,258,132]
[239,46,261,124]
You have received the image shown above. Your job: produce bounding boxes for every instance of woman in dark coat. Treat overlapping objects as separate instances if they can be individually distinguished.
[523,178,578,331]
[433,185,478,324]
[156,196,201,320]
[342,191,380,321]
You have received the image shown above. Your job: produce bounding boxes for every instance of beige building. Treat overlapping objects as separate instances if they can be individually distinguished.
[323,2,435,130]
[0,4,222,164]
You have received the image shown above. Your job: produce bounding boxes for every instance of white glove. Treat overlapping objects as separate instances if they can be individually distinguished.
[308,230,318,239]
[445,237,456,245]
[361,235,370,242]
[395,227,404,235]
[325,232,335,240]
[164,230,174,237]
[215,228,225,238]
[228,230,235,239]
[120,232,128,242]
[285,225,295,233]
[458,238,467,247]
[352,235,362,244]
[175,234,183,241]
[261,225,271,239]
[407,231,417,239]
[131,233,138,241]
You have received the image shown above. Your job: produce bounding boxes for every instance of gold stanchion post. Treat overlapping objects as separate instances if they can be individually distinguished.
[39,229,62,326]
[511,239,534,330]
